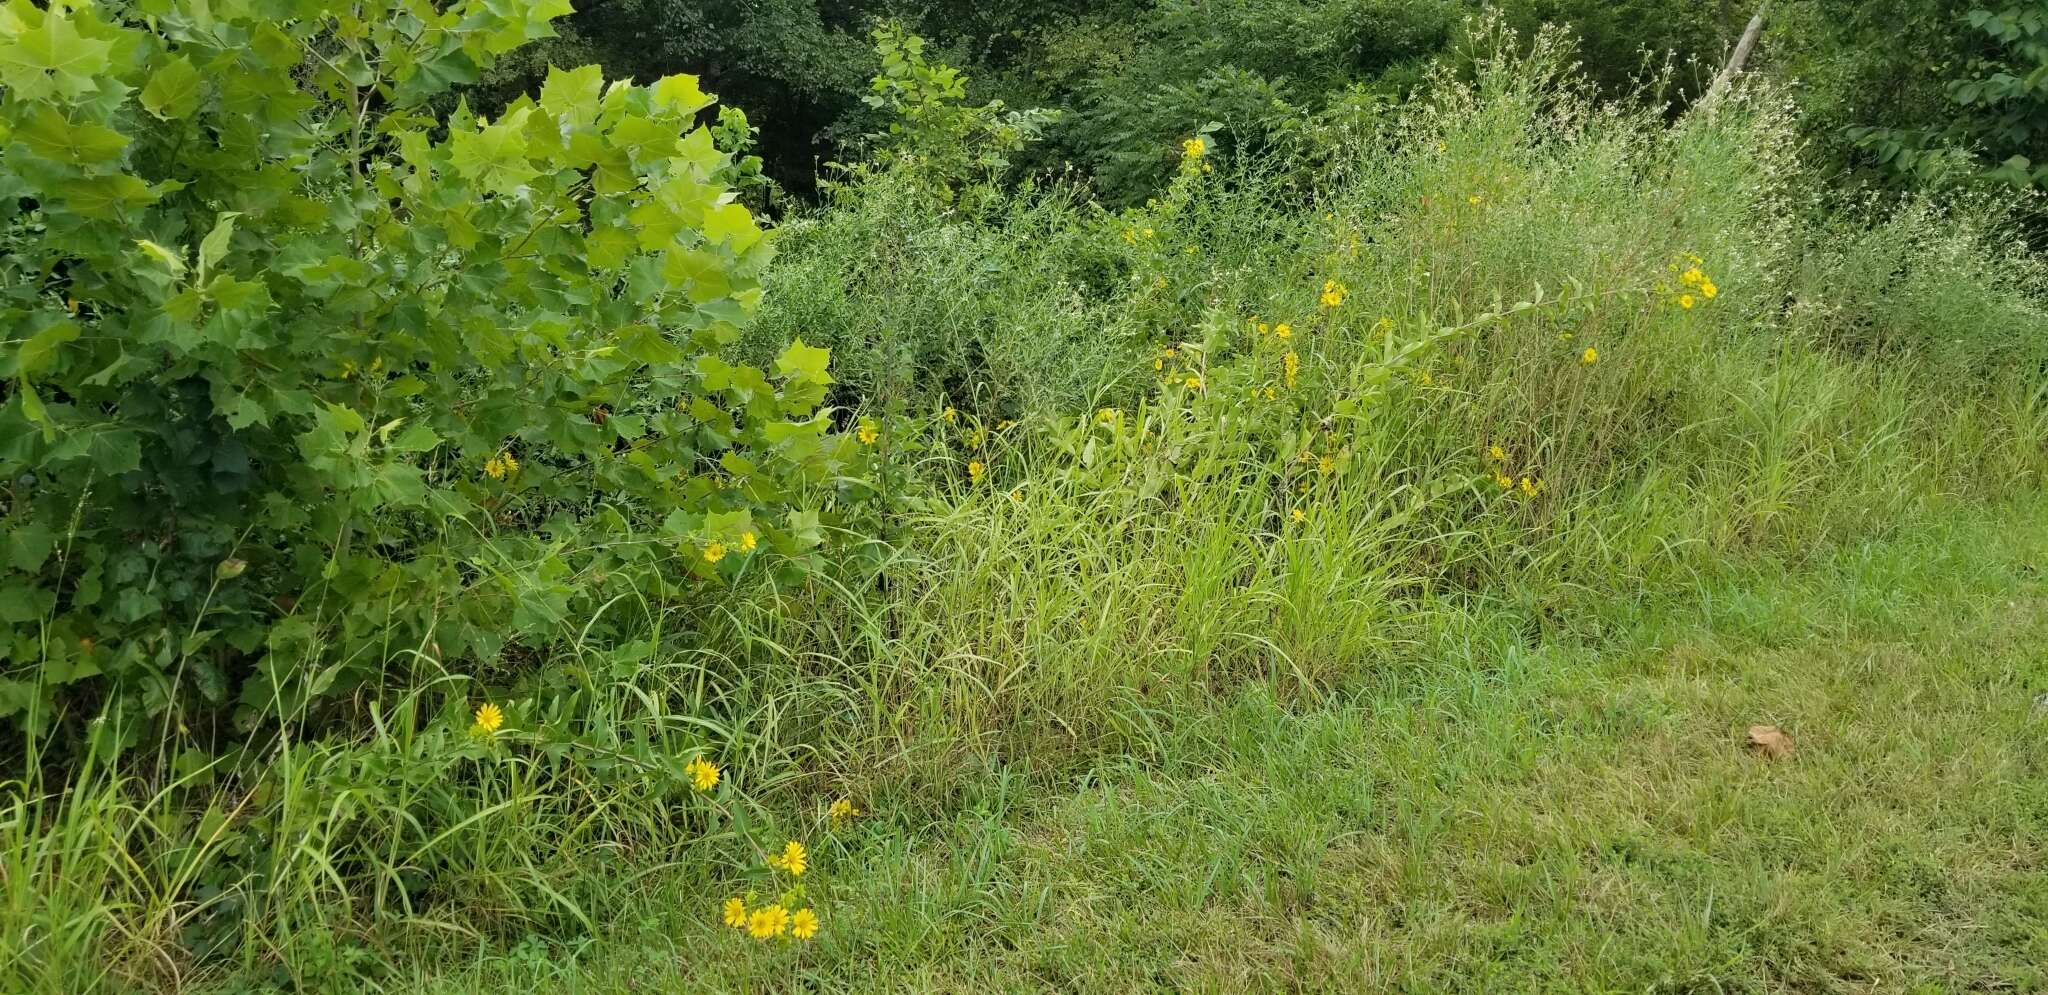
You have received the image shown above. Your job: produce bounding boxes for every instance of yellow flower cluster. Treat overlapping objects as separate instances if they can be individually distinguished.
[482,450,519,480]
[713,780,852,943]
[685,756,719,792]
[967,460,985,484]
[770,840,807,877]
[1669,254,1719,310]
[1182,136,1206,159]
[1486,445,1544,498]
[1283,351,1299,390]
[1320,279,1348,309]
[731,901,819,941]
[722,836,820,941]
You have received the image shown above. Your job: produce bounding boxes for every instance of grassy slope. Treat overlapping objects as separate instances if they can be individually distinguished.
[417,494,2048,994]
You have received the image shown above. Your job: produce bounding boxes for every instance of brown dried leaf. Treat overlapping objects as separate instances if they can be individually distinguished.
[1746,724,1795,759]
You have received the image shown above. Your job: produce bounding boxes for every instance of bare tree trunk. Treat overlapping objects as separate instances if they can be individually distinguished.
[1707,2,1770,101]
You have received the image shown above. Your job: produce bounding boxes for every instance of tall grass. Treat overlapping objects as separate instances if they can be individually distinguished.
[5,23,2045,992]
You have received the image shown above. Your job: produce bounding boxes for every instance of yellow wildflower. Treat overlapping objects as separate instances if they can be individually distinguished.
[1489,445,1507,463]
[1320,279,1348,309]
[1701,279,1718,299]
[1182,137,1207,158]
[1291,508,1307,524]
[1679,295,1696,310]
[943,406,957,424]
[685,756,719,791]
[1184,375,1203,390]
[1262,387,1276,401]
[1496,474,1514,490]
[740,531,758,552]
[1520,477,1544,497]
[1318,455,1335,475]
[473,702,504,734]
[829,798,862,824]
[1155,358,1165,371]
[747,904,789,940]
[1143,228,1155,240]
[858,418,879,445]
[771,840,808,877]
[1283,352,1299,389]
[723,897,748,929]
[1468,194,1483,205]
[703,542,727,564]
[483,456,505,480]
[968,460,985,484]
[1274,323,1293,340]
[1582,347,1598,365]
[1124,229,1138,244]
[790,908,820,940]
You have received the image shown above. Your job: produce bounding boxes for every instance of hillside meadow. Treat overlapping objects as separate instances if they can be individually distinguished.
[2,3,2045,992]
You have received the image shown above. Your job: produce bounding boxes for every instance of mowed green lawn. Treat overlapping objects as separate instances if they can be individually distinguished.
[418,497,2048,994]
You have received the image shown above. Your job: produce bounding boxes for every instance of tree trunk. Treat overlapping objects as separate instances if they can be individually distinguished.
[1707,2,1770,101]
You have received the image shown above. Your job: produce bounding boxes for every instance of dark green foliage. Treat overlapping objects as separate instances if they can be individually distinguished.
[0,0,843,756]
[471,0,1739,202]
[476,0,884,195]
[1772,0,2048,190]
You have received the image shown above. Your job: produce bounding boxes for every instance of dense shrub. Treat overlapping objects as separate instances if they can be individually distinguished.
[0,0,846,756]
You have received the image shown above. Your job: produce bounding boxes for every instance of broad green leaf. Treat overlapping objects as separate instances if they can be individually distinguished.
[476,0,572,55]
[539,64,603,123]
[448,106,539,194]
[774,339,833,386]
[136,239,187,274]
[17,319,78,375]
[650,73,711,116]
[18,108,127,164]
[17,379,50,437]
[4,521,54,571]
[57,174,157,218]
[703,201,761,251]
[220,391,267,429]
[390,421,440,453]
[199,211,241,274]
[140,54,202,119]
[0,6,114,101]
[86,428,140,474]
